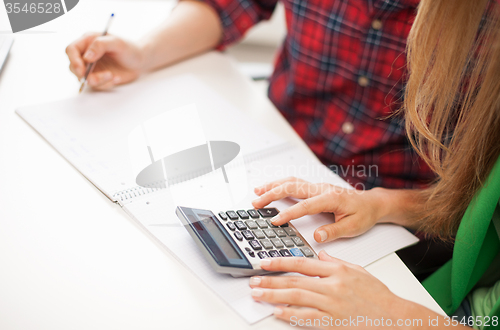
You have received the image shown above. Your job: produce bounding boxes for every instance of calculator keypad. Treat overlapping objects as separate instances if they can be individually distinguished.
[219,208,316,261]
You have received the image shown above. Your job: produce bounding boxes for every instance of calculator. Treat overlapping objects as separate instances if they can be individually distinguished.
[176,206,318,277]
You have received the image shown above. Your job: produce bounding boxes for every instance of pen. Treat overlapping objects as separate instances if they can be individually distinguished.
[79,13,115,93]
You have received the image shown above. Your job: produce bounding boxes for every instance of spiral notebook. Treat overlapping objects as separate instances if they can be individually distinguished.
[16,56,418,324]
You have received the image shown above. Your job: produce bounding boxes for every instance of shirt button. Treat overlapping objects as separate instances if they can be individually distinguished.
[342,122,354,134]
[358,76,369,87]
[372,19,383,30]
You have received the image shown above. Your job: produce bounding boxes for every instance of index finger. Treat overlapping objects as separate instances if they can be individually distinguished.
[65,33,100,78]
[260,257,335,277]
[271,193,331,226]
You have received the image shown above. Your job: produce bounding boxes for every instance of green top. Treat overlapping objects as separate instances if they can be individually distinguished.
[423,156,500,326]
[469,203,500,328]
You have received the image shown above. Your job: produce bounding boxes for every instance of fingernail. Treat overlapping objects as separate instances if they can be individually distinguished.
[260,259,271,267]
[251,288,264,297]
[113,76,121,84]
[249,276,261,286]
[83,50,94,61]
[270,214,280,224]
[252,197,261,204]
[318,230,328,242]
[274,307,283,316]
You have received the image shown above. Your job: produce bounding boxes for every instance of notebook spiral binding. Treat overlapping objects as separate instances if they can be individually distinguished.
[112,142,295,205]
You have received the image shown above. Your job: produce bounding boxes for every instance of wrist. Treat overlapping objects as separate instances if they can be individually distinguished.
[367,187,395,224]
[137,41,154,73]
[369,187,421,228]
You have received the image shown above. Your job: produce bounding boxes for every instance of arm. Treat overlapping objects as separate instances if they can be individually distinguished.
[250,252,467,330]
[138,0,222,72]
[66,1,222,90]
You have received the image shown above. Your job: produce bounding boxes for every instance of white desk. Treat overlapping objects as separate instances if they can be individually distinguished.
[0,1,443,329]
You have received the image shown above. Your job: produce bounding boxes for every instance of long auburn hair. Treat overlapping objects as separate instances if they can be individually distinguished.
[404,0,500,239]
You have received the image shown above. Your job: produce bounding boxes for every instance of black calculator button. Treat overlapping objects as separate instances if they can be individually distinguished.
[218,212,228,220]
[226,211,238,220]
[234,221,247,230]
[258,251,270,259]
[292,237,305,246]
[234,231,243,241]
[245,220,258,230]
[258,208,279,218]
[226,222,236,231]
[252,230,266,239]
[275,229,287,237]
[266,219,278,228]
[237,210,249,219]
[301,247,315,257]
[260,239,273,250]
[281,237,294,248]
[263,229,276,238]
[247,209,260,219]
[241,230,255,240]
[256,220,268,229]
[245,247,254,257]
[279,249,292,257]
[279,223,289,227]
[271,238,284,249]
[249,240,263,251]
[268,250,281,258]
[284,227,297,236]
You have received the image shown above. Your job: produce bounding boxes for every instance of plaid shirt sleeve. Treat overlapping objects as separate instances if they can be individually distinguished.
[200,0,278,47]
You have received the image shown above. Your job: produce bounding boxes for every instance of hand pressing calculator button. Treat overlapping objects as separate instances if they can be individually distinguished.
[176,206,318,277]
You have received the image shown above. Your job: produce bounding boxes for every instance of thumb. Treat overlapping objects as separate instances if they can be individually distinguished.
[83,35,122,62]
[314,217,361,243]
[318,250,336,261]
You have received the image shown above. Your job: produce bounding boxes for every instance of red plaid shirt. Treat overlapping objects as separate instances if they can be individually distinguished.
[202,0,436,189]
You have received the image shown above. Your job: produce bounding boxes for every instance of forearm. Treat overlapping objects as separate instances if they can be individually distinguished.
[396,298,470,330]
[138,0,223,72]
[370,187,427,230]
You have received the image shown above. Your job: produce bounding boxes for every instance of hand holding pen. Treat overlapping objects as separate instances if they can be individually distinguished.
[66,13,145,92]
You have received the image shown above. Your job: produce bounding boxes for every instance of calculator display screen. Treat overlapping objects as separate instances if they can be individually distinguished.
[181,208,252,269]
[198,214,240,260]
